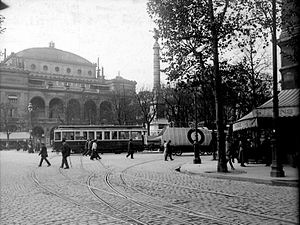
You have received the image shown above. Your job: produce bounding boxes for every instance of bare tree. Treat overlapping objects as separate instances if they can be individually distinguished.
[135,88,157,134]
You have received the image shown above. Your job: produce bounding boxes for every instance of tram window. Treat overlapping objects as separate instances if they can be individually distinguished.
[62,131,75,140]
[112,131,118,140]
[131,131,142,140]
[104,131,110,140]
[88,131,95,140]
[75,131,82,140]
[54,132,61,141]
[96,131,102,140]
[83,132,87,140]
[119,131,129,139]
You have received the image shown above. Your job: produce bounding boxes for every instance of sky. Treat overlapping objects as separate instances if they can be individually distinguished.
[0,0,163,90]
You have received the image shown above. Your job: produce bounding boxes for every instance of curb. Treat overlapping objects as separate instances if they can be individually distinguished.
[176,166,299,187]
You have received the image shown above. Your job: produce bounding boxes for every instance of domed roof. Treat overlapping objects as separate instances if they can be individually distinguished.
[15,47,93,66]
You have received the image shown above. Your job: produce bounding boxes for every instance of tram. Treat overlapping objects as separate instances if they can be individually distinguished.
[53,125,147,154]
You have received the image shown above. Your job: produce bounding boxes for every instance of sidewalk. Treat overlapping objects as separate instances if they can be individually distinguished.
[179,157,299,187]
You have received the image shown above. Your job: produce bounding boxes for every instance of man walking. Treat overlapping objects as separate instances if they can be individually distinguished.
[165,140,173,161]
[38,143,51,167]
[60,138,71,169]
[126,139,134,159]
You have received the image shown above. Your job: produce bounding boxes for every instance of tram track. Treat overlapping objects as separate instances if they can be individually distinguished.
[50,156,205,224]
[31,154,298,225]
[30,168,132,225]
[97,159,232,225]
[118,159,299,225]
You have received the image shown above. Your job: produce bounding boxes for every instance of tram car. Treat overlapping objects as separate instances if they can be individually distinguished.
[53,125,147,154]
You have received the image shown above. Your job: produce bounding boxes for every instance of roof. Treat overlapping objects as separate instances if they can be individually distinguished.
[233,89,299,131]
[14,47,93,66]
[258,89,299,109]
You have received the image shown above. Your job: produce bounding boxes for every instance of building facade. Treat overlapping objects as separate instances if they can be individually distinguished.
[0,42,137,145]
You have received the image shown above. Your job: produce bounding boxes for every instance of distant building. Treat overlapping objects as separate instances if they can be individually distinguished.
[0,42,137,145]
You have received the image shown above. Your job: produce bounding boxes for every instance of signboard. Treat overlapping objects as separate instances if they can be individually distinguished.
[232,118,258,131]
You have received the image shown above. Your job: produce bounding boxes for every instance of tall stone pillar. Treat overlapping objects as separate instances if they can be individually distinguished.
[153,30,161,94]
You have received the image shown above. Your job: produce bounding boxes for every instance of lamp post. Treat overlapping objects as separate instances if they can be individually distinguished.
[270,0,284,177]
[193,89,201,164]
[28,103,33,153]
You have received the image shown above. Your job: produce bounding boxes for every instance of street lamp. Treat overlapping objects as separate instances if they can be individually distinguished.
[270,0,284,177]
[193,88,201,164]
[28,103,33,153]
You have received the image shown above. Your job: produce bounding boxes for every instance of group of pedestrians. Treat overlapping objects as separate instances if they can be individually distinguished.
[38,138,71,169]
[224,132,273,169]
[82,139,101,160]
[225,135,247,169]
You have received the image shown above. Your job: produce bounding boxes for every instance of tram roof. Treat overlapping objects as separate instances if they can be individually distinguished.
[55,125,146,130]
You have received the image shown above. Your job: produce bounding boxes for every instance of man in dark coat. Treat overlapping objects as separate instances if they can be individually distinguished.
[38,143,51,167]
[60,139,70,169]
[165,140,173,161]
[126,139,134,159]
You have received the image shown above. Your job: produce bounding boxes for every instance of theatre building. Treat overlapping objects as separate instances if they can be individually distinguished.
[0,42,137,146]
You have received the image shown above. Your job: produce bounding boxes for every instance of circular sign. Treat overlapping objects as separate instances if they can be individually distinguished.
[187,128,205,145]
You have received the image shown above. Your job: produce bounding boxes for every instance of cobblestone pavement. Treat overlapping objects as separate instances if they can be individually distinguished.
[1,150,299,225]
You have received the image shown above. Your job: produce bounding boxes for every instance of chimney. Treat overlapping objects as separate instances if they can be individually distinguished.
[97,57,100,78]
[101,66,104,78]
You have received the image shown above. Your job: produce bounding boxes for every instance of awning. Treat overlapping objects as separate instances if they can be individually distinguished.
[233,89,299,131]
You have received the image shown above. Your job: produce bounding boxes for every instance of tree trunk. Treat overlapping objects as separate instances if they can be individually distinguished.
[208,0,228,172]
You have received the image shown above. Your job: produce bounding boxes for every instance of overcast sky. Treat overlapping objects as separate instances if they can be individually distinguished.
[0,0,163,90]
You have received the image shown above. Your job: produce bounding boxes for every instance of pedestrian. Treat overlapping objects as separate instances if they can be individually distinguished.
[38,143,51,167]
[16,141,21,151]
[82,139,89,156]
[126,138,134,159]
[90,140,101,160]
[35,139,41,153]
[165,140,173,161]
[87,139,93,156]
[225,135,235,170]
[60,138,71,169]
[262,136,272,166]
[238,140,246,167]
[23,140,28,151]
[163,140,167,160]
[28,140,34,153]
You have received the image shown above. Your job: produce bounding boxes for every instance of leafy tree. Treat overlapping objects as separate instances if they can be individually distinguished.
[221,63,272,123]
[112,88,138,125]
[135,88,157,134]
[161,84,192,127]
[0,15,5,34]
[147,0,276,171]
[0,103,21,148]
